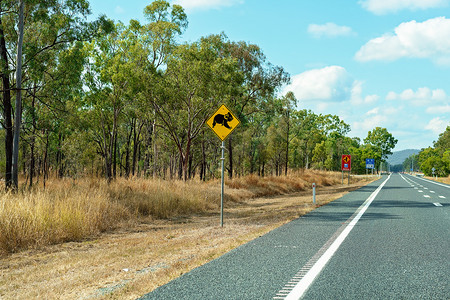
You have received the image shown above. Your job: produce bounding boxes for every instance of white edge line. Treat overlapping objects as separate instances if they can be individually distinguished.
[409,174,450,189]
[284,175,391,300]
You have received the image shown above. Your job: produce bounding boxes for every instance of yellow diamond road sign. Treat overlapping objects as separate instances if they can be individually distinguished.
[206,104,240,141]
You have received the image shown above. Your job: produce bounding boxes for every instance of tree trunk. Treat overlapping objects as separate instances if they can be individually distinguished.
[113,128,117,179]
[285,111,290,176]
[178,154,183,180]
[144,121,153,177]
[29,87,37,187]
[125,123,132,177]
[12,0,25,189]
[0,12,13,189]
[201,135,206,181]
[228,136,233,179]
[57,133,64,178]
[132,120,143,176]
[182,139,191,181]
[43,132,49,189]
[152,119,158,178]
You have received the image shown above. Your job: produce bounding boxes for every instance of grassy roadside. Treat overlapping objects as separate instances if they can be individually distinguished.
[424,175,450,185]
[0,171,377,299]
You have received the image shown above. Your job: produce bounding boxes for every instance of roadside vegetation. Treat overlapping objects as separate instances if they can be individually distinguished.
[0,170,356,255]
[403,126,450,177]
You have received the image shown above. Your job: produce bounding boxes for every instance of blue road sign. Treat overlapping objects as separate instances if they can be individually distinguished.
[366,158,375,169]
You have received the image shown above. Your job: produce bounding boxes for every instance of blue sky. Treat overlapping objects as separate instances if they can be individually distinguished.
[88,0,450,151]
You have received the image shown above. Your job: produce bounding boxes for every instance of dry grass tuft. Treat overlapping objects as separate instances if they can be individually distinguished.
[0,183,129,254]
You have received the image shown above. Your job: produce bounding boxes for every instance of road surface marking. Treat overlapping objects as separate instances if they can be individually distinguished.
[412,175,450,189]
[433,203,443,207]
[276,175,391,300]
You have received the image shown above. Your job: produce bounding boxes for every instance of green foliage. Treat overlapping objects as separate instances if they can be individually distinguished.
[414,126,450,176]
[364,127,398,161]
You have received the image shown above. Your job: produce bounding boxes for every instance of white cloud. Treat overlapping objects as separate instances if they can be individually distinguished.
[359,0,449,15]
[367,107,379,115]
[355,17,450,64]
[307,23,355,38]
[350,81,380,105]
[425,117,450,134]
[283,66,354,102]
[386,87,449,105]
[173,0,243,10]
[364,94,380,104]
[115,6,124,14]
[353,114,389,132]
[426,104,450,114]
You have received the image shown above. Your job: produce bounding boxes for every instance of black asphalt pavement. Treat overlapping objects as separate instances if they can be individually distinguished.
[139,174,450,299]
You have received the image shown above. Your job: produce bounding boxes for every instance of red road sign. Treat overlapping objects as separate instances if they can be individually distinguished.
[342,155,351,171]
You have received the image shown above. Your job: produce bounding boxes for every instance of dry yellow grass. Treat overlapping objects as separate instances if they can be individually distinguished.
[0,171,376,299]
[0,170,343,255]
[424,175,450,185]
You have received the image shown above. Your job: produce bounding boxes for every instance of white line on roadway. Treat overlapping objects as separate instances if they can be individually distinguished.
[411,175,450,189]
[282,175,391,300]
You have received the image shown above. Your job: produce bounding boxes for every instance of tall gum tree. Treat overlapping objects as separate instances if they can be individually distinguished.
[148,34,242,181]
[224,40,289,178]
[0,0,112,188]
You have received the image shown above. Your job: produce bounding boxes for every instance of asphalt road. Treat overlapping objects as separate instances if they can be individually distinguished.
[139,174,450,300]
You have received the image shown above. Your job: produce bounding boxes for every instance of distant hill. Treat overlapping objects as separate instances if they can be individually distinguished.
[387,149,420,165]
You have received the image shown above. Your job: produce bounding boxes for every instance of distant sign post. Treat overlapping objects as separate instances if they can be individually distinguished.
[366,158,375,175]
[206,104,240,227]
[341,155,351,184]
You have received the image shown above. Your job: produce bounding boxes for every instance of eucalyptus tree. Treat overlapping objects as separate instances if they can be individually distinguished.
[364,127,398,162]
[125,0,187,177]
[224,40,289,178]
[83,22,149,182]
[147,34,242,180]
[416,126,450,176]
[0,0,112,188]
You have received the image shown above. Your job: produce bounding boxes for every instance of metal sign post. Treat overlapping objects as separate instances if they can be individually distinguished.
[220,141,225,227]
[312,183,316,205]
[341,155,351,185]
[206,104,240,227]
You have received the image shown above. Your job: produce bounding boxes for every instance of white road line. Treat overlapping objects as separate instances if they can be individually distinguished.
[433,203,443,207]
[280,175,391,300]
[411,175,450,189]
